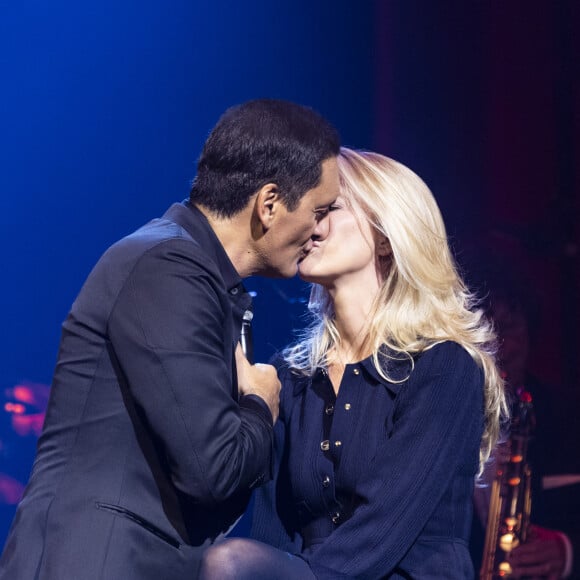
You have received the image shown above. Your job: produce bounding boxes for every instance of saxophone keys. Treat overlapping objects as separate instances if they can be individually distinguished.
[498,561,513,576]
[499,532,519,553]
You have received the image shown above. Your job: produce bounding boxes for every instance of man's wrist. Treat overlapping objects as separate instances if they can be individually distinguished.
[240,394,274,426]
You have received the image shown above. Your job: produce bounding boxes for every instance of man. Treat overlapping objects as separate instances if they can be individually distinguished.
[0,99,340,579]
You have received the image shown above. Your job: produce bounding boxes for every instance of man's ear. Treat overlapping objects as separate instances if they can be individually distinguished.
[254,183,281,231]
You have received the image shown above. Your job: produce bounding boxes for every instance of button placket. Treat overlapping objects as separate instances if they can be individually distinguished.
[328,363,363,466]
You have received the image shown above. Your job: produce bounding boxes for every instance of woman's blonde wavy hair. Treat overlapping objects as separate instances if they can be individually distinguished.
[284,147,508,474]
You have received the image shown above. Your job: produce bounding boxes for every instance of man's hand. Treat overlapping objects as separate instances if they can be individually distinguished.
[509,525,567,579]
[235,344,281,423]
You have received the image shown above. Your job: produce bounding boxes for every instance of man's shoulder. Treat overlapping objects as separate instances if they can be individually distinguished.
[82,215,222,300]
[103,216,212,269]
[118,216,200,251]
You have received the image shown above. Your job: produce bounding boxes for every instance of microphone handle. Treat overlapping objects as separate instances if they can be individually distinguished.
[240,313,254,364]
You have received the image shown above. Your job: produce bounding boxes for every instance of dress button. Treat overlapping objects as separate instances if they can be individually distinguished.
[353,367,360,375]
[325,404,334,416]
[334,440,342,447]
[320,440,330,451]
[344,403,351,410]
[322,475,330,488]
[331,511,341,524]
[230,287,239,295]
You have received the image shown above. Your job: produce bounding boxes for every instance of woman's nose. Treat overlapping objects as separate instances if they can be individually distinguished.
[312,213,330,240]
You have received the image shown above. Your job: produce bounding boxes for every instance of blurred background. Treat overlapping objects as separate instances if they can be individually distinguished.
[1,0,578,551]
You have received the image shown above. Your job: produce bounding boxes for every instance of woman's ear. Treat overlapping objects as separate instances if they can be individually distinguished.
[377,235,392,257]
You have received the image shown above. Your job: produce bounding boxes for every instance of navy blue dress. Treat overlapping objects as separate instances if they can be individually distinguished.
[251,341,484,579]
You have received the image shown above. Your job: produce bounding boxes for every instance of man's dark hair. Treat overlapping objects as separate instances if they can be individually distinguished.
[189,99,340,217]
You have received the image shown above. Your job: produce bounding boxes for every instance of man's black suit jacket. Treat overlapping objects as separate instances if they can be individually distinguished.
[0,202,273,580]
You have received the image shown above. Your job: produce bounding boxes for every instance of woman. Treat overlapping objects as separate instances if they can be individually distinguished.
[200,148,507,579]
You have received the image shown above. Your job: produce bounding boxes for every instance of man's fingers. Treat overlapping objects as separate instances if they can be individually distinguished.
[235,343,248,366]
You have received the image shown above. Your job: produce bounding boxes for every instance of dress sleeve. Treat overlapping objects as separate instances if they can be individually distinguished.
[107,238,273,505]
[305,342,484,579]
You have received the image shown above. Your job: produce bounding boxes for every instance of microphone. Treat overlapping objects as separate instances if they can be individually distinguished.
[240,309,254,364]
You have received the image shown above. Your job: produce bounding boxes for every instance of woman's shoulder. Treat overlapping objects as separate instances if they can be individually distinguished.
[395,342,484,418]
[417,340,475,365]
[413,341,482,386]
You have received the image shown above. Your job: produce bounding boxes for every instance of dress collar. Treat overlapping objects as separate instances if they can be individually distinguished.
[292,347,413,396]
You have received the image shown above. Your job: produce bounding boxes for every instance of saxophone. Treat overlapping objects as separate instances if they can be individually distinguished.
[480,387,535,579]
